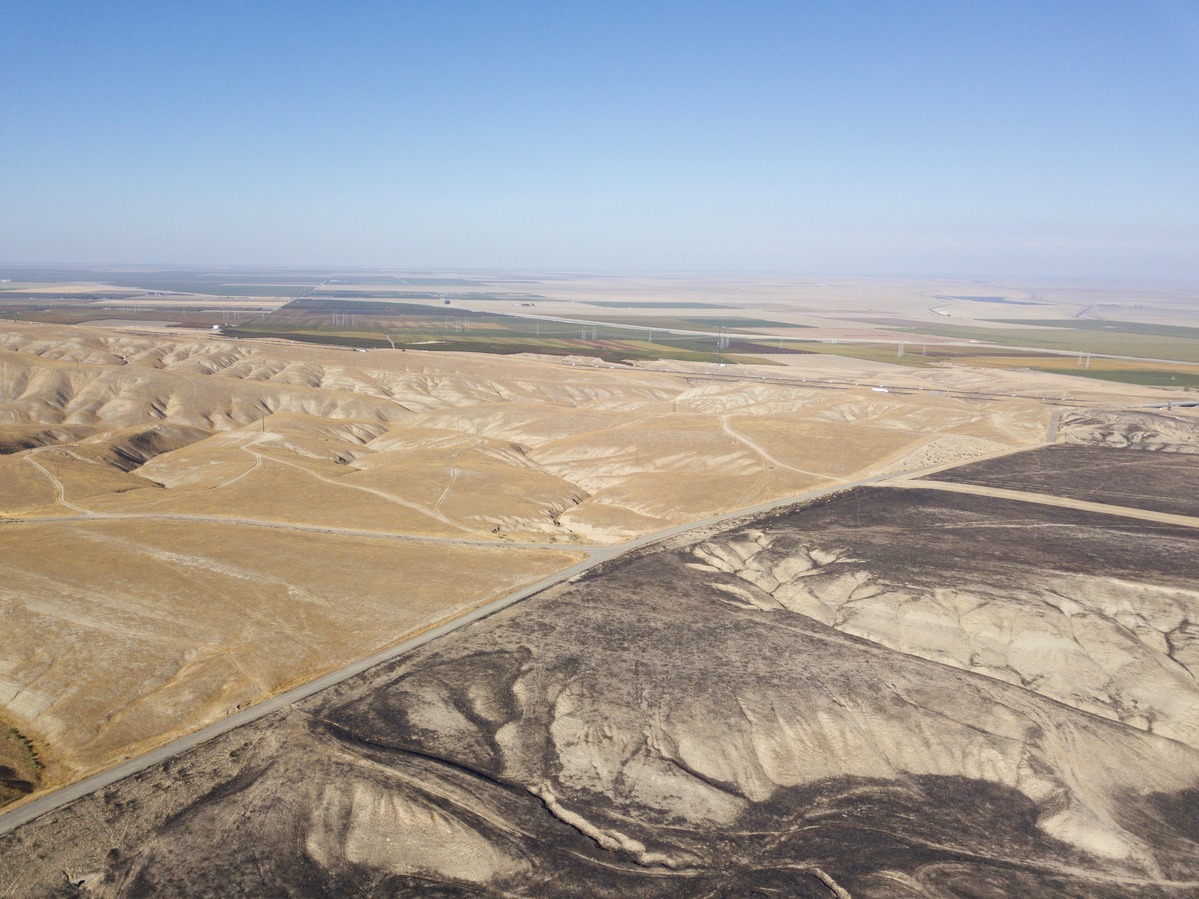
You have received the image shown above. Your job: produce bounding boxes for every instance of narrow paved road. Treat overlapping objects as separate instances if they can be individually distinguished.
[885,478,1199,529]
[0,436,1056,836]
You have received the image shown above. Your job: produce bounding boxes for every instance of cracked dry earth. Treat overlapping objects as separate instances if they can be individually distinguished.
[4,448,1199,898]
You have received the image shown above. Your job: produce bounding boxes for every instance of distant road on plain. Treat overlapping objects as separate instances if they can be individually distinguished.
[487,308,1199,370]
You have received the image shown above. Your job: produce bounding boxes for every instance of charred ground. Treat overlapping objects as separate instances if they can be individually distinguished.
[927,443,1199,518]
[3,453,1199,897]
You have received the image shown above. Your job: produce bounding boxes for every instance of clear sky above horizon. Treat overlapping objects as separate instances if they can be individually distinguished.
[3,1,1197,280]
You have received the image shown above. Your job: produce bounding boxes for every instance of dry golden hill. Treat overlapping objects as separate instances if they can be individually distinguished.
[0,319,1180,806]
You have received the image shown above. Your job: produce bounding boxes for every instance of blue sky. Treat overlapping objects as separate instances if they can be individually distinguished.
[3,1,1197,278]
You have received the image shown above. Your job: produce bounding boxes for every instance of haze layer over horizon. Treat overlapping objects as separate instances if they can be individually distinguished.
[3,1,1197,280]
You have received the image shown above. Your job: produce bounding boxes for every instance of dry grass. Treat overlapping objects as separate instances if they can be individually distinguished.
[0,315,1190,802]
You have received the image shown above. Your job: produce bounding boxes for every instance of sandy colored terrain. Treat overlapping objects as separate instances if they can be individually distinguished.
[0,519,580,782]
[0,314,1191,808]
[4,451,1198,896]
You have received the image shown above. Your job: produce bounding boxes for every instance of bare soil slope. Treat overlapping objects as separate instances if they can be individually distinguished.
[1,321,1060,801]
[3,469,1198,897]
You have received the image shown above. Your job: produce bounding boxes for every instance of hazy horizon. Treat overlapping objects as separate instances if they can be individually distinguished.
[4,1,1197,281]
[3,263,1198,289]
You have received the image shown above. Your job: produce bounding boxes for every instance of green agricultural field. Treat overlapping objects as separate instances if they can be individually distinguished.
[795,343,937,367]
[344,277,490,286]
[202,298,1199,378]
[227,299,937,365]
[583,301,737,309]
[217,299,813,364]
[993,319,1199,340]
[565,314,810,331]
[890,322,1199,364]
[0,303,261,328]
[221,324,784,365]
[284,298,465,315]
[292,289,441,300]
[682,316,811,329]
[1029,367,1199,388]
[306,291,547,303]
